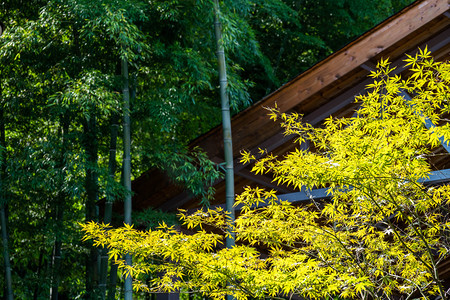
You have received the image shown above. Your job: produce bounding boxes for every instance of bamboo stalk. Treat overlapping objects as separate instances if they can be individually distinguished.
[213,0,235,247]
[122,57,133,300]
[213,4,236,299]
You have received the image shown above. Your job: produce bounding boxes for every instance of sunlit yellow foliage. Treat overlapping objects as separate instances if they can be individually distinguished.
[82,50,450,299]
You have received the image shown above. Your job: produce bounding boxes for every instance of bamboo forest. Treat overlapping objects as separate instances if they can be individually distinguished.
[6,0,450,299]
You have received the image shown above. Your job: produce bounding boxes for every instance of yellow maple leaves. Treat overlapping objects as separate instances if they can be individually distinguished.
[82,52,450,299]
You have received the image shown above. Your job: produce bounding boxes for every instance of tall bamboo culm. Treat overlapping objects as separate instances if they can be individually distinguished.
[213,0,235,246]
[122,57,133,300]
[213,4,235,299]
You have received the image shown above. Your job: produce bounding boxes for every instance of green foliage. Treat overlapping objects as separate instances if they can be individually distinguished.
[83,53,450,299]
[246,0,415,99]
[0,0,416,297]
[154,147,222,207]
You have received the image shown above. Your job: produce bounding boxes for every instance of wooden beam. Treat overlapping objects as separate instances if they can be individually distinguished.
[305,26,450,124]
[277,169,450,204]
[256,0,448,113]
[203,169,450,213]
[420,169,450,185]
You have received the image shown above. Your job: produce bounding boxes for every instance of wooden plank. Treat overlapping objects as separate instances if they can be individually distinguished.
[419,169,450,185]
[201,168,450,213]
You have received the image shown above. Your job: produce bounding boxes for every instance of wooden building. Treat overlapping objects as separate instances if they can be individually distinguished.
[130,0,450,214]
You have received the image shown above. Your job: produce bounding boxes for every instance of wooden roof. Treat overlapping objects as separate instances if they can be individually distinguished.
[131,0,450,213]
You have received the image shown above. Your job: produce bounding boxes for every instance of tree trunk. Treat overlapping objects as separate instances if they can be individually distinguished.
[213,0,235,247]
[99,114,119,299]
[122,57,133,300]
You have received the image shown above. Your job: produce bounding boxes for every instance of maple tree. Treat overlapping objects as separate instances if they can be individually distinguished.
[82,50,450,299]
